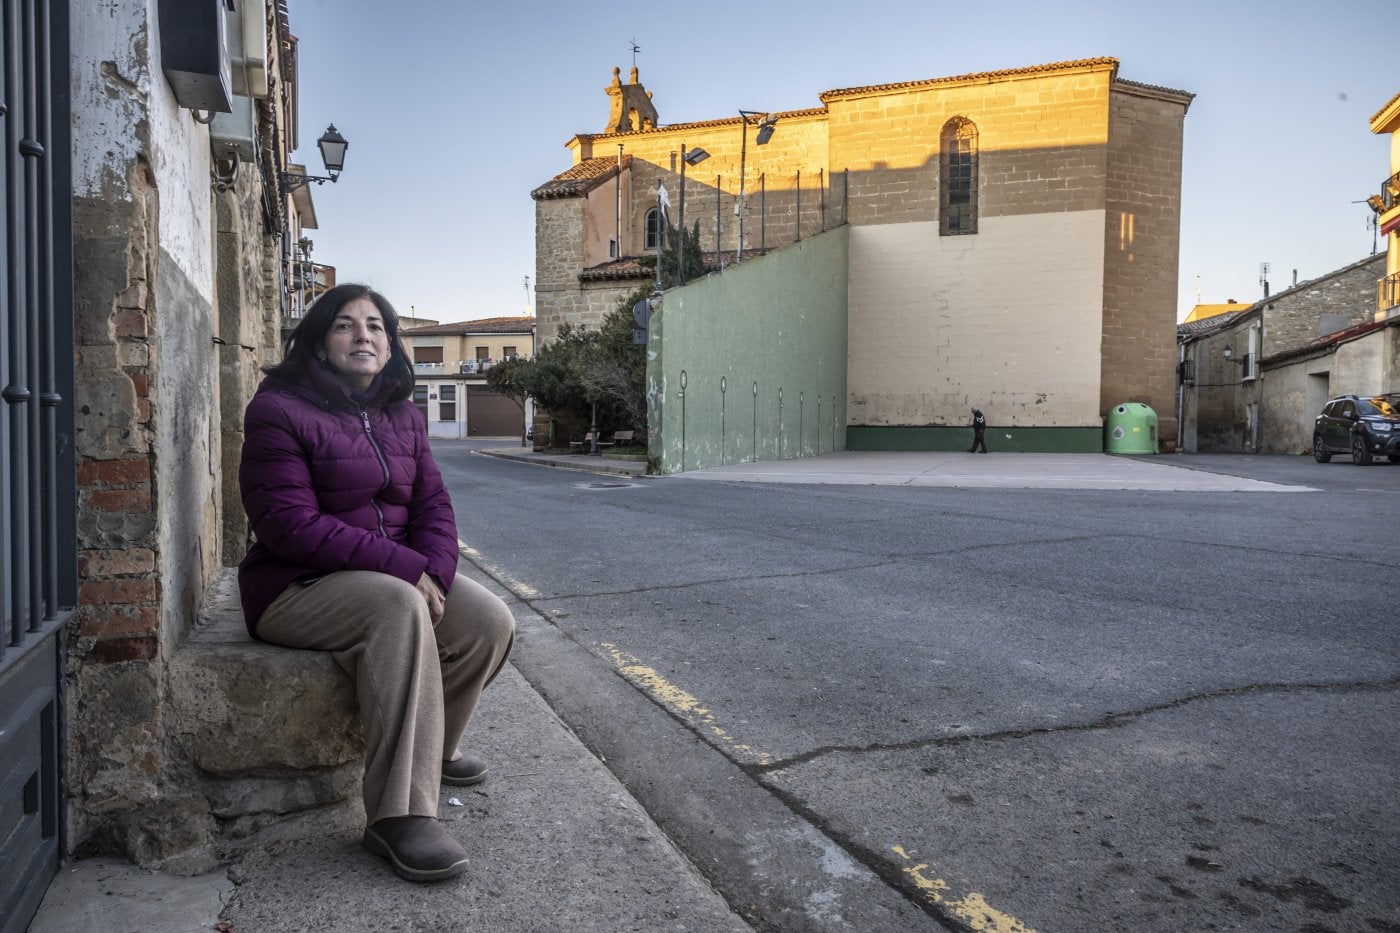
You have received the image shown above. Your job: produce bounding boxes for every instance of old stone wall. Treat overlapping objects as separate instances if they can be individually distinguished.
[534,197,587,345]
[68,0,240,866]
[827,63,1114,226]
[1260,254,1386,357]
[1101,82,1192,447]
[216,172,280,562]
[1180,312,1262,452]
[576,111,833,261]
[535,194,648,345]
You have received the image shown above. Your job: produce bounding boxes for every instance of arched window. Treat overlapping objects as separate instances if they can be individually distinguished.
[940,117,978,236]
[644,208,661,251]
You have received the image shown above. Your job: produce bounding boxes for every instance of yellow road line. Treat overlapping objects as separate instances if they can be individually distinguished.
[891,845,1036,933]
[458,540,541,599]
[602,643,772,766]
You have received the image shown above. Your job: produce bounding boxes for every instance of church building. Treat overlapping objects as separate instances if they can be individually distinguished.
[532,59,1193,455]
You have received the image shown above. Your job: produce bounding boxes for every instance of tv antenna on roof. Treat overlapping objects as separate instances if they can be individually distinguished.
[1352,199,1381,254]
[629,39,641,68]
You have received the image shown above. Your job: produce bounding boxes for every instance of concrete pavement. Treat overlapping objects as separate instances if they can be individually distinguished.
[480,445,1312,492]
[480,445,649,479]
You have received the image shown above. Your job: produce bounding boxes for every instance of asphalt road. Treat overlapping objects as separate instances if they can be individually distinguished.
[435,443,1400,933]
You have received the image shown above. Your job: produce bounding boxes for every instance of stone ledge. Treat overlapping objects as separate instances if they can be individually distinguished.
[162,567,364,871]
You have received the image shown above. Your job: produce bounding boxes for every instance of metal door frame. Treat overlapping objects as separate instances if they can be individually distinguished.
[1,0,76,929]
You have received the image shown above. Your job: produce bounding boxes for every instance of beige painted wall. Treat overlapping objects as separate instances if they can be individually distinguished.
[584,166,631,267]
[848,210,1106,427]
[1333,333,1389,396]
[403,333,533,363]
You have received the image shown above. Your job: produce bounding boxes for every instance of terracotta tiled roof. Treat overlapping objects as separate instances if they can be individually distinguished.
[577,257,654,282]
[401,316,535,336]
[818,57,1120,102]
[572,108,829,144]
[1371,90,1400,126]
[531,155,632,200]
[577,251,761,283]
[1115,77,1195,103]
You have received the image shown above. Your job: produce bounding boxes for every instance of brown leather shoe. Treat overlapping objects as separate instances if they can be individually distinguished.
[441,754,488,786]
[363,816,468,882]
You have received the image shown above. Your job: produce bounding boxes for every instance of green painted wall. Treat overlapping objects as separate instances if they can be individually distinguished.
[847,424,1105,453]
[648,228,849,473]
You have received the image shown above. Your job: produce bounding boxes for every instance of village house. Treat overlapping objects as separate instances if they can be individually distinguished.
[399,316,536,438]
[1178,89,1400,455]
[1177,255,1389,453]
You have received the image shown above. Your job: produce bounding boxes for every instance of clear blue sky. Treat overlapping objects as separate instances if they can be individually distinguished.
[289,0,1392,324]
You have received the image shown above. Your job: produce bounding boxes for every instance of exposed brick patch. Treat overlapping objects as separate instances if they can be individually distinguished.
[77,457,151,487]
[86,488,152,513]
[80,577,157,605]
[78,605,158,638]
[114,311,147,339]
[78,547,156,576]
[89,635,158,663]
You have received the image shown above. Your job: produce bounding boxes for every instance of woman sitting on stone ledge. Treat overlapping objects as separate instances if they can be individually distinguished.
[237,282,514,883]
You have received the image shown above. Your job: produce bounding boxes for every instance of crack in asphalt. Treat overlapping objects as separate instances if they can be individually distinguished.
[608,481,1394,576]
[754,677,1400,774]
[531,559,898,602]
[502,524,1382,608]
[522,533,1109,603]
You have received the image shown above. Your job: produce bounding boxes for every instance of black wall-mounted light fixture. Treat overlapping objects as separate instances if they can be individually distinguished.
[1222,346,1248,365]
[280,124,349,193]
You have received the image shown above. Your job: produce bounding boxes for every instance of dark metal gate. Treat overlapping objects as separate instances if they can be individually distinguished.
[0,0,75,930]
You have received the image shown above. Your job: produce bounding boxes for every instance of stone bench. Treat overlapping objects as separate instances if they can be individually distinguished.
[166,567,365,867]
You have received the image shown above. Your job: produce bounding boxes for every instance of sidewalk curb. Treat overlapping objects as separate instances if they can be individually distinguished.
[477,446,649,479]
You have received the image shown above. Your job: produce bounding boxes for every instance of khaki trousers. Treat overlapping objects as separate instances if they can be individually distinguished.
[257,570,514,824]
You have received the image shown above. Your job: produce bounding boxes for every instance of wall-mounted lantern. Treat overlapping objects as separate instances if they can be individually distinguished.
[280,125,349,194]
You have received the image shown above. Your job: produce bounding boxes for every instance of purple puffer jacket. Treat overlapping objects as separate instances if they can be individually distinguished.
[237,363,459,635]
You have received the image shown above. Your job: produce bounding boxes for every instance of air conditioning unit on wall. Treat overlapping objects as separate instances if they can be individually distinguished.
[157,0,232,113]
[210,96,257,162]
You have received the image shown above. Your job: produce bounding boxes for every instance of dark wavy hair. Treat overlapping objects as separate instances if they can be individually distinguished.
[265,283,414,403]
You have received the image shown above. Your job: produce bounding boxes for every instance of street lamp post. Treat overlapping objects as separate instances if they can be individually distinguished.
[736,110,777,264]
[677,145,709,287]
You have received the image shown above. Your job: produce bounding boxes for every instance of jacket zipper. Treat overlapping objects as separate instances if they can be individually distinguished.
[360,408,391,536]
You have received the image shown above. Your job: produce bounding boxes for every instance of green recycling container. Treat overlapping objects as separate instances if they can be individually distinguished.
[1105,403,1158,454]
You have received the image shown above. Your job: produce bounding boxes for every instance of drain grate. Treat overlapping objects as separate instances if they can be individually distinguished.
[578,481,637,489]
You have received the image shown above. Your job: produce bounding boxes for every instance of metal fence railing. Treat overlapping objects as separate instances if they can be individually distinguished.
[666,169,850,287]
[281,258,336,320]
[1380,271,1400,315]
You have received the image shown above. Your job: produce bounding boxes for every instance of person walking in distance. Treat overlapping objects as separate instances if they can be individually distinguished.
[968,406,988,453]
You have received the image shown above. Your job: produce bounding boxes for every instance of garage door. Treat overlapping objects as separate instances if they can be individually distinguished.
[467,386,525,437]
